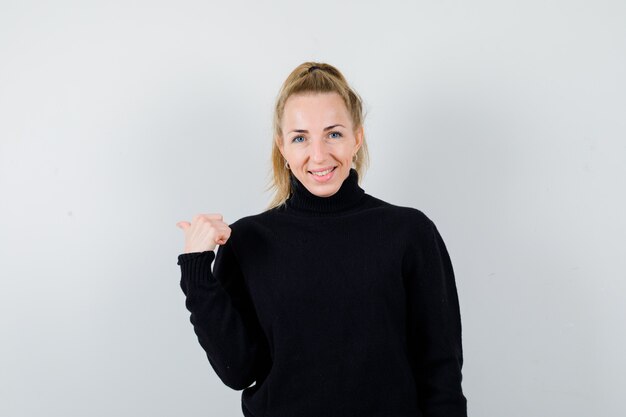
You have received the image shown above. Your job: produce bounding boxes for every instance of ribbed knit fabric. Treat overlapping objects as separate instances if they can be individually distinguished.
[177,168,467,417]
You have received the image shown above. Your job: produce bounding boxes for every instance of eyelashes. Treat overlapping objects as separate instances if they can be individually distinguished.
[291,131,343,143]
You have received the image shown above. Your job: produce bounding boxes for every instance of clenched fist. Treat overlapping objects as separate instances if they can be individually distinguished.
[176,213,231,254]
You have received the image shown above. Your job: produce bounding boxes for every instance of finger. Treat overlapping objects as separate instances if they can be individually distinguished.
[213,229,231,244]
[213,224,232,237]
[176,221,191,230]
[204,213,223,220]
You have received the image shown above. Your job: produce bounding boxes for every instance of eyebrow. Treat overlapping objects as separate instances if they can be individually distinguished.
[289,124,345,134]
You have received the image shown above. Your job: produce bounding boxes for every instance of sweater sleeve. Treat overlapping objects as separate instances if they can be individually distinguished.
[177,239,269,391]
[402,218,467,417]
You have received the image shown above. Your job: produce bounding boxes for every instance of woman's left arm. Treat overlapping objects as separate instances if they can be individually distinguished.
[402,217,467,417]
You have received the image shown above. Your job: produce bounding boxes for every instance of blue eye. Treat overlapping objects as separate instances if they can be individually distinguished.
[292,136,305,143]
[329,132,343,139]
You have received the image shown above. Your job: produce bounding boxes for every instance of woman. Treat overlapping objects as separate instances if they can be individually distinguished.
[176,62,467,417]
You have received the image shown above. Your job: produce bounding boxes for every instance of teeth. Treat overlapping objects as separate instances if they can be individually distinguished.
[311,168,333,176]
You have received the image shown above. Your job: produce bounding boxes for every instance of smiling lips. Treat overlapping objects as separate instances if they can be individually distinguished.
[308,166,337,182]
[310,167,335,176]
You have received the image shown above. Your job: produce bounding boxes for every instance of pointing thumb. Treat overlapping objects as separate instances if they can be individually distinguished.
[176,221,190,230]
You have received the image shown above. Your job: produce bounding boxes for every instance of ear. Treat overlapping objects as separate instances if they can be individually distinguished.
[354,125,364,152]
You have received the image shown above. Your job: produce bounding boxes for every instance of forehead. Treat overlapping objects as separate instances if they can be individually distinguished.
[282,92,350,128]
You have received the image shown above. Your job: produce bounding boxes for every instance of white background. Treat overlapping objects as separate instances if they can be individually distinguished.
[1,1,625,416]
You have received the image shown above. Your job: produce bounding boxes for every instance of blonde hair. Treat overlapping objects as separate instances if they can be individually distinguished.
[264,62,370,210]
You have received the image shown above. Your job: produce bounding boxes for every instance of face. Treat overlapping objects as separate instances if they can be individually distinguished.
[277,92,363,197]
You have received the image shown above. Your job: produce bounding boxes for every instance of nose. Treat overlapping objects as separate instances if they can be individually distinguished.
[310,137,329,163]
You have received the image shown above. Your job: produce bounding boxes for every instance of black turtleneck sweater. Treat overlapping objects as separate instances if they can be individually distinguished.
[177,169,467,417]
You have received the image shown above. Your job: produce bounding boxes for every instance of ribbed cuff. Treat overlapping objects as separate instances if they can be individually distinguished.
[177,250,215,265]
[177,251,215,290]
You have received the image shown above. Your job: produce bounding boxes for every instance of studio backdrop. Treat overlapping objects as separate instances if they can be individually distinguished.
[1,1,625,416]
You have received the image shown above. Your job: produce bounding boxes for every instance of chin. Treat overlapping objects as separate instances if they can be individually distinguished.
[308,183,340,197]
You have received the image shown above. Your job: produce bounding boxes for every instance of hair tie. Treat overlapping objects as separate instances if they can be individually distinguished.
[308,65,321,73]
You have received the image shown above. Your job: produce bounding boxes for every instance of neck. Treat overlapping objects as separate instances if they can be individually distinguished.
[285,168,365,215]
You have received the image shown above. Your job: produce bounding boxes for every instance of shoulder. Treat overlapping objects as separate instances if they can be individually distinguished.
[362,193,436,231]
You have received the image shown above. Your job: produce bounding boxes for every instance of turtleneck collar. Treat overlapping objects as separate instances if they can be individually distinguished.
[285,168,365,215]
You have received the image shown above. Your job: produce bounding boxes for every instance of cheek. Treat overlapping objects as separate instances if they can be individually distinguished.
[341,144,356,159]
[284,149,305,163]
